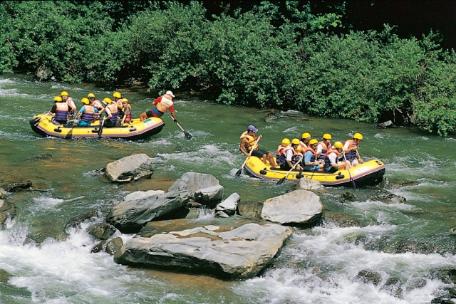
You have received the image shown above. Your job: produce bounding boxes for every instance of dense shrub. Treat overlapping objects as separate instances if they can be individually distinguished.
[0,1,455,135]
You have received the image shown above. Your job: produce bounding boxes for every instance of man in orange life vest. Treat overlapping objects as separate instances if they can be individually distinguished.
[344,132,364,166]
[239,125,278,168]
[139,90,177,122]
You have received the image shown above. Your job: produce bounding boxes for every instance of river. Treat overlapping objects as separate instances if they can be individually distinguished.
[0,75,455,303]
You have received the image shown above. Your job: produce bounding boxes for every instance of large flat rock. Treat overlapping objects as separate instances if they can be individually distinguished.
[116,223,293,279]
[168,172,224,206]
[107,191,189,233]
[261,190,323,226]
[105,154,154,183]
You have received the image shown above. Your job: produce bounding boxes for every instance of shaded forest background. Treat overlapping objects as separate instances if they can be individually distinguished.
[0,0,455,135]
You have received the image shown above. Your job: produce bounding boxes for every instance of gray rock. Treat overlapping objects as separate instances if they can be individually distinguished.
[106,237,124,257]
[168,172,224,207]
[261,190,323,226]
[124,190,165,202]
[238,201,263,219]
[64,209,98,231]
[215,211,230,218]
[107,191,188,233]
[87,223,117,240]
[0,200,15,228]
[377,120,393,128]
[105,154,154,183]
[215,193,240,216]
[91,241,104,253]
[356,270,382,285]
[3,181,32,192]
[0,188,6,199]
[297,178,324,191]
[116,223,293,279]
[340,191,356,203]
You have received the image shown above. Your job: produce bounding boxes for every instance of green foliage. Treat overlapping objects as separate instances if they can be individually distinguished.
[0,0,455,135]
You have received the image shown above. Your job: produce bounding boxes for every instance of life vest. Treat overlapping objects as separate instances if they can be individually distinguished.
[276,145,293,166]
[81,105,96,123]
[324,149,341,171]
[303,147,316,164]
[317,141,332,159]
[156,96,174,113]
[240,131,257,152]
[299,141,307,150]
[107,104,118,124]
[54,102,69,122]
[344,140,359,161]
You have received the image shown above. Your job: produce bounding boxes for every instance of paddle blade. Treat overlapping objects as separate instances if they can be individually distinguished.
[276,177,286,185]
[184,131,192,139]
[235,168,242,177]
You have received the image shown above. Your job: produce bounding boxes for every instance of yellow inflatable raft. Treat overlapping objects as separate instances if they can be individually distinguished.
[30,113,164,140]
[243,156,385,187]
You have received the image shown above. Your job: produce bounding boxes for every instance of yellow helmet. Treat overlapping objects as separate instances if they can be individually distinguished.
[281,138,291,146]
[291,138,300,145]
[121,98,129,103]
[333,141,343,149]
[60,91,69,97]
[53,96,63,102]
[81,97,90,105]
[353,132,363,140]
[112,91,122,99]
[87,92,96,98]
[323,133,332,140]
[309,139,318,145]
[103,97,112,104]
[301,132,311,139]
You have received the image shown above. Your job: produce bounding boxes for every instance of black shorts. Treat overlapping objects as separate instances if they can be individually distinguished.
[251,148,268,158]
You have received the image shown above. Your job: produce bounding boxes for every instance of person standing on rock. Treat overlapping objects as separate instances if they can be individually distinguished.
[139,90,177,122]
[240,125,278,168]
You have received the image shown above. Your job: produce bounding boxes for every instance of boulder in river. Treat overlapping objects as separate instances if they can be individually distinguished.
[0,188,7,199]
[0,199,15,228]
[356,270,382,285]
[261,190,323,226]
[106,237,125,257]
[3,181,32,192]
[297,178,324,191]
[105,154,154,183]
[215,193,240,217]
[168,172,224,207]
[116,223,293,279]
[87,223,117,240]
[107,191,189,233]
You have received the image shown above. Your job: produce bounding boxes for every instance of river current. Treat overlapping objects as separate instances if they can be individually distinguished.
[0,75,455,303]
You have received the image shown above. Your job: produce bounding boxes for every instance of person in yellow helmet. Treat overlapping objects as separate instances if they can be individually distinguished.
[120,98,132,124]
[240,125,278,168]
[324,141,346,173]
[77,97,99,127]
[344,132,364,166]
[88,92,103,111]
[60,90,76,114]
[276,138,294,170]
[317,133,333,160]
[49,96,70,124]
[303,139,323,171]
[102,98,119,127]
[290,138,303,170]
[300,132,311,149]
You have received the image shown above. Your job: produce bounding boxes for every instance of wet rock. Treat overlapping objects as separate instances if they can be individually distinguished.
[107,191,188,233]
[105,154,154,183]
[215,211,230,218]
[168,172,224,207]
[3,181,32,192]
[356,270,382,285]
[87,223,117,240]
[0,268,11,283]
[431,297,455,304]
[64,209,98,230]
[36,65,52,80]
[0,200,15,227]
[324,212,361,227]
[340,191,356,203]
[116,223,293,279]
[297,178,324,191]
[238,201,264,219]
[261,190,323,226]
[91,241,104,253]
[405,277,427,290]
[124,190,165,202]
[382,277,403,298]
[215,193,240,217]
[450,227,456,236]
[187,201,204,208]
[106,237,124,257]
[0,188,7,199]
[377,120,393,128]
[371,191,406,204]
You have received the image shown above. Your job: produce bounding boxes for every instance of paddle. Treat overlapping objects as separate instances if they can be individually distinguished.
[97,116,106,138]
[170,114,192,139]
[235,135,262,177]
[343,152,356,189]
[276,155,303,185]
